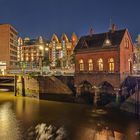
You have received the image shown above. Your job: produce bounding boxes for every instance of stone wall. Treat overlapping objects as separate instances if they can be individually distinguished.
[16,75,73,101]
[38,76,72,95]
[24,76,39,98]
[75,72,120,88]
[120,92,140,115]
[16,75,39,98]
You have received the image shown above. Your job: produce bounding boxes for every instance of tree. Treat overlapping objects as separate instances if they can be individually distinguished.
[43,56,50,66]
[70,54,75,64]
[56,59,61,68]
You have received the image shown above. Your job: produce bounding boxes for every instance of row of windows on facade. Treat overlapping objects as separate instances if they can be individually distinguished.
[10,56,17,60]
[10,44,17,50]
[10,27,18,36]
[17,51,43,55]
[17,50,70,58]
[18,57,40,61]
[10,38,17,45]
[19,47,40,51]
[10,50,17,55]
[79,58,115,72]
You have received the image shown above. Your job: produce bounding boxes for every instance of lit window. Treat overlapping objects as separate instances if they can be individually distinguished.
[88,59,93,71]
[104,34,111,46]
[105,39,111,45]
[26,57,29,61]
[79,59,84,71]
[108,58,114,72]
[128,58,132,72]
[31,57,34,61]
[98,58,103,71]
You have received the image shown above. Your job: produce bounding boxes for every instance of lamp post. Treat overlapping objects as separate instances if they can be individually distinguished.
[39,45,49,75]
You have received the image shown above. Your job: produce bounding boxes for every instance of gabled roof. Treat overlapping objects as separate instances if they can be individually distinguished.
[23,37,49,46]
[75,29,126,51]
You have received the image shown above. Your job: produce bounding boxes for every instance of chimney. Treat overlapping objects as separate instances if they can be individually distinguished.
[111,24,117,33]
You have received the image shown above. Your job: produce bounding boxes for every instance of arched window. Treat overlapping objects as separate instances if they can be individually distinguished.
[108,58,114,72]
[125,38,129,48]
[88,59,93,71]
[79,59,84,71]
[98,58,103,71]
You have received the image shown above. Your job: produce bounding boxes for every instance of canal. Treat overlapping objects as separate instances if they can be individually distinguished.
[0,92,140,140]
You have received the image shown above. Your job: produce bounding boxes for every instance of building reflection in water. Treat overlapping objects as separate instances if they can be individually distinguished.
[0,102,22,140]
[0,93,139,140]
[75,127,126,140]
[14,97,39,122]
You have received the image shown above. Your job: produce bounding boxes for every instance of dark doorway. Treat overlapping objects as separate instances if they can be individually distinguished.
[98,81,114,105]
[80,80,93,104]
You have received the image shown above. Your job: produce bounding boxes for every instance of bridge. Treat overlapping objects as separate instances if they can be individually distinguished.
[74,72,140,107]
[0,74,16,92]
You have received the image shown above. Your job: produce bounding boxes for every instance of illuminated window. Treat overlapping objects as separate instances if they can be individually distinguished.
[98,58,103,71]
[88,59,93,71]
[31,57,34,61]
[108,58,114,72]
[104,39,111,46]
[128,58,132,72]
[79,59,84,71]
[26,57,29,61]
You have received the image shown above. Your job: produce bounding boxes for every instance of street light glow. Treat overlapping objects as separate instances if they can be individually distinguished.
[45,47,49,51]
[39,46,43,50]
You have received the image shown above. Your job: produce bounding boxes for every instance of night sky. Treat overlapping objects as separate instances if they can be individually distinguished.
[0,0,140,41]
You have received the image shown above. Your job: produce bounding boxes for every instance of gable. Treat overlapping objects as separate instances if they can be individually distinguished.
[120,29,134,50]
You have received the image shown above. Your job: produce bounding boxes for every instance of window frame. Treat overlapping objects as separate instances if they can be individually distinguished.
[79,59,84,71]
[88,59,93,71]
[98,58,103,71]
[108,58,114,72]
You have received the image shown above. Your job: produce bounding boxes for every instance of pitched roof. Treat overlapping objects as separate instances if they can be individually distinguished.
[23,37,49,46]
[75,29,126,51]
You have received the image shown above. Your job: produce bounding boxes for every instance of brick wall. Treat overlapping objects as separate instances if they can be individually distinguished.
[75,49,119,73]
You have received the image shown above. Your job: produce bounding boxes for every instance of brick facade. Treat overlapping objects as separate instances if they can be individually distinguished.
[74,27,134,94]
[0,24,18,70]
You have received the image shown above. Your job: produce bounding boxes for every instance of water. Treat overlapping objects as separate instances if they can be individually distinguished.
[0,92,140,140]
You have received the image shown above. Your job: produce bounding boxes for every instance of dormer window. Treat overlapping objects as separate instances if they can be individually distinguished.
[105,39,111,45]
[103,33,111,46]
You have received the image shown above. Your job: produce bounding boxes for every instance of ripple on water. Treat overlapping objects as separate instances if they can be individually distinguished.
[0,102,22,140]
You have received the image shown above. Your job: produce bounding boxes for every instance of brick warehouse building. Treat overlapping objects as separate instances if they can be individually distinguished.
[0,24,18,72]
[74,25,134,96]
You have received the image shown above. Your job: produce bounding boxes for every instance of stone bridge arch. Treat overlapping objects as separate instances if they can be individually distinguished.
[78,80,94,104]
[75,73,121,93]
[98,81,114,94]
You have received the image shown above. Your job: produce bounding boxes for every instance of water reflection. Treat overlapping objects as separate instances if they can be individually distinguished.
[14,97,39,122]
[0,102,22,140]
[0,93,140,140]
[75,127,126,140]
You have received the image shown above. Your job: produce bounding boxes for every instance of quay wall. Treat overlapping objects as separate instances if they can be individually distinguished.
[16,75,73,101]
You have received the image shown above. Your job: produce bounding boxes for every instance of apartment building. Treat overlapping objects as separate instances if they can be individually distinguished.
[0,24,18,72]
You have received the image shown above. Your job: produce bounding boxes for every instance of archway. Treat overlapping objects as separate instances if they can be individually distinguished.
[98,81,114,94]
[97,81,115,105]
[79,80,93,104]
